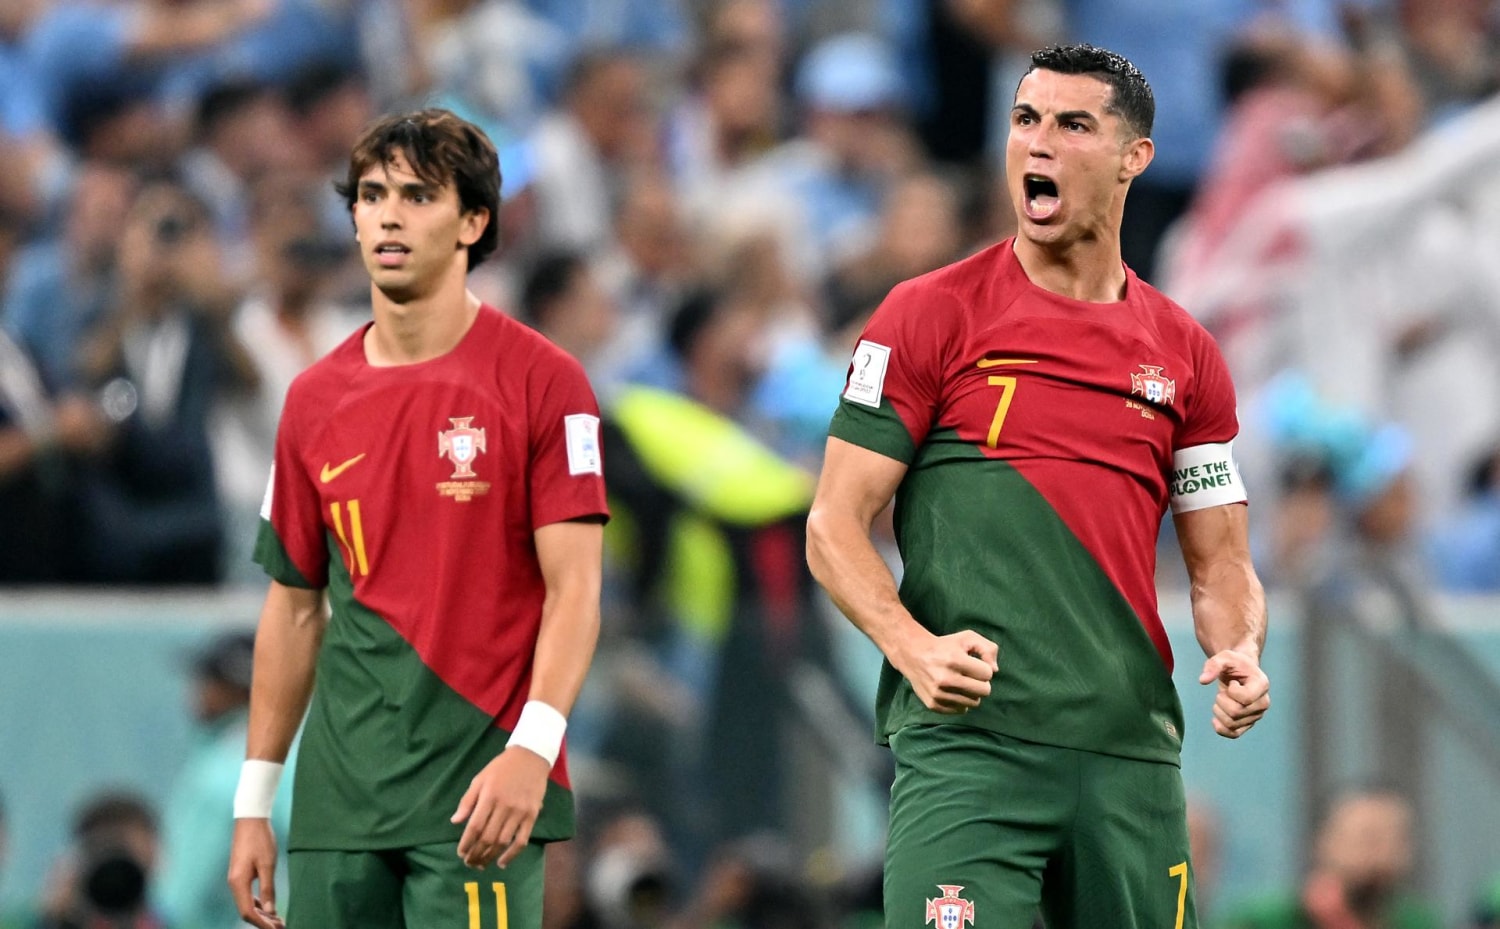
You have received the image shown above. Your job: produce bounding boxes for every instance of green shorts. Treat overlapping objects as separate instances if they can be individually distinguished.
[885,725,1197,929]
[286,842,544,929]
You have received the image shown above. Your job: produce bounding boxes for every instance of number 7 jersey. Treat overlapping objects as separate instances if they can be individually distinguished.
[830,239,1242,764]
[254,305,609,851]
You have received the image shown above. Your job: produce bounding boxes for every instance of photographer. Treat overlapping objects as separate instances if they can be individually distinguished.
[72,176,257,585]
[35,792,165,929]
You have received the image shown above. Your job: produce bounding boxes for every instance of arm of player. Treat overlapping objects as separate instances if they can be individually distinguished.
[228,581,326,929]
[1174,502,1270,739]
[806,437,998,713]
[452,518,604,870]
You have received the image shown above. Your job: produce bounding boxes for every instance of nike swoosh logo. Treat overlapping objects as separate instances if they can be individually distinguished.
[320,453,366,483]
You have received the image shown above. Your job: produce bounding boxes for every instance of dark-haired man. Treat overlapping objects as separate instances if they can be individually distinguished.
[228,109,608,929]
[806,44,1270,929]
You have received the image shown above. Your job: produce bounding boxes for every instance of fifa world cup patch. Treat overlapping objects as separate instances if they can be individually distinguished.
[843,340,892,408]
[926,885,975,929]
[565,413,602,476]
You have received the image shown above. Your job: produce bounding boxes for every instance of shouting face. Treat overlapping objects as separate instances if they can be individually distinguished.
[1006,68,1153,250]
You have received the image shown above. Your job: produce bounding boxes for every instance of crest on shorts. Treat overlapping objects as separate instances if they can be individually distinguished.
[926,885,975,929]
[1130,364,1176,407]
[438,416,487,479]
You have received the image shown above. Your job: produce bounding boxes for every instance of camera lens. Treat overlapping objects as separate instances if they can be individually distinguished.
[83,853,148,915]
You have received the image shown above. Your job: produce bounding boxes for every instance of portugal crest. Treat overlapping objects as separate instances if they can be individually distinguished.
[438,416,487,479]
[1130,364,1177,406]
[925,885,975,929]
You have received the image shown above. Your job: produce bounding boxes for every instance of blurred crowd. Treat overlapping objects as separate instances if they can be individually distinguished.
[3,0,1500,926]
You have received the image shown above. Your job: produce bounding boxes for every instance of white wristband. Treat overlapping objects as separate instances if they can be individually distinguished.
[234,760,284,819]
[506,700,567,767]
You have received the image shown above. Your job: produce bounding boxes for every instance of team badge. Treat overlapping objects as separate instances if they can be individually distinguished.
[437,416,491,501]
[439,416,487,478]
[1130,364,1176,406]
[925,885,975,929]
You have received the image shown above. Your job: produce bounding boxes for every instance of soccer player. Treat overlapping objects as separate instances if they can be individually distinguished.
[226,109,608,929]
[805,44,1269,929]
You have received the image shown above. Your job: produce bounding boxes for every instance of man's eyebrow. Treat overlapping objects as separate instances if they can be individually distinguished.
[357,179,387,192]
[1010,103,1100,124]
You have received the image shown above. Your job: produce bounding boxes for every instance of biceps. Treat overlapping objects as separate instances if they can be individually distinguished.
[534,520,604,589]
[1173,503,1252,578]
[812,438,907,526]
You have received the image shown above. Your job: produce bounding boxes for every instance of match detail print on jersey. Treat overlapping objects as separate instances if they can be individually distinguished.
[843,340,892,408]
[1169,442,1246,513]
[565,413,602,476]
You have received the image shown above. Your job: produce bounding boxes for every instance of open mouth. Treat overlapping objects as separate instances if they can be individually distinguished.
[1023,175,1061,222]
[374,243,411,266]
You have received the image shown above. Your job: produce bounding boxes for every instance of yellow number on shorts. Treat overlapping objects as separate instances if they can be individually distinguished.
[465,881,509,929]
[1169,862,1188,929]
[329,499,370,577]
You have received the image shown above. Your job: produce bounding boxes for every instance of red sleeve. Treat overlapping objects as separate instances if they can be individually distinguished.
[1176,326,1240,449]
[528,349,610,529]
[263,393,330,588]
[844,279,960,450]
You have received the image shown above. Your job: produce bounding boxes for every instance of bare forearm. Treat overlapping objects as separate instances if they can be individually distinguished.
[1192,560,1267,660]
[807,507,924,664]
[527,583,600,716]
[245,583,325,761]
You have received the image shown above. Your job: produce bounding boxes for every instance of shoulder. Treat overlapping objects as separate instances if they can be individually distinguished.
[487,308,587,378]
[1130,274,1221,355]
[282,324,366,412]
[878,244,1005,325]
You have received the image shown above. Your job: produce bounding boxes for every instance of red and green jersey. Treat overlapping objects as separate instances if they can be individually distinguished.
[254,305,609,850]
[830,239,1241,764]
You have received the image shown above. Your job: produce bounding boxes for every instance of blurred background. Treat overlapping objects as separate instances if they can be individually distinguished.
[1,0,1499,927]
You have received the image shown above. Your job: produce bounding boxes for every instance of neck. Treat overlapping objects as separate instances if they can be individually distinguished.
[365,269,480,366]
[1012,232,1128,304]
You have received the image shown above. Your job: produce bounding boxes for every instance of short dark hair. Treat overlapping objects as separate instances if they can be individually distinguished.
[335,109,501,270]
[73,791,157,844]
[520,251,587,328]
[1024,44,1155,139]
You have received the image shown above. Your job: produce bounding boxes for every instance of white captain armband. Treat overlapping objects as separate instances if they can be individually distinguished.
[507,700,567,767]
[1169,442,1247,514]
[233,760,284,819]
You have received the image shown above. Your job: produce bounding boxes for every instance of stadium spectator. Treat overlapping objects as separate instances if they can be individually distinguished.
[181,79,307,271]
[529,49,656,252]
[744,32,921,279]
[593,171,693,379]
[1427,443,1500,592]
[71,178,256,584]
[20,0,273,139]
[34,790,165,929]
[156,631,292,929]
[209,171,363,583]
[520,250,622,388]
[3,162,140,390]
[1219,787,1441,929]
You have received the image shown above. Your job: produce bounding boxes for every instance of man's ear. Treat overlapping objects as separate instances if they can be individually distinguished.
[1120,136,1154,182]
[459,207,491,247]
